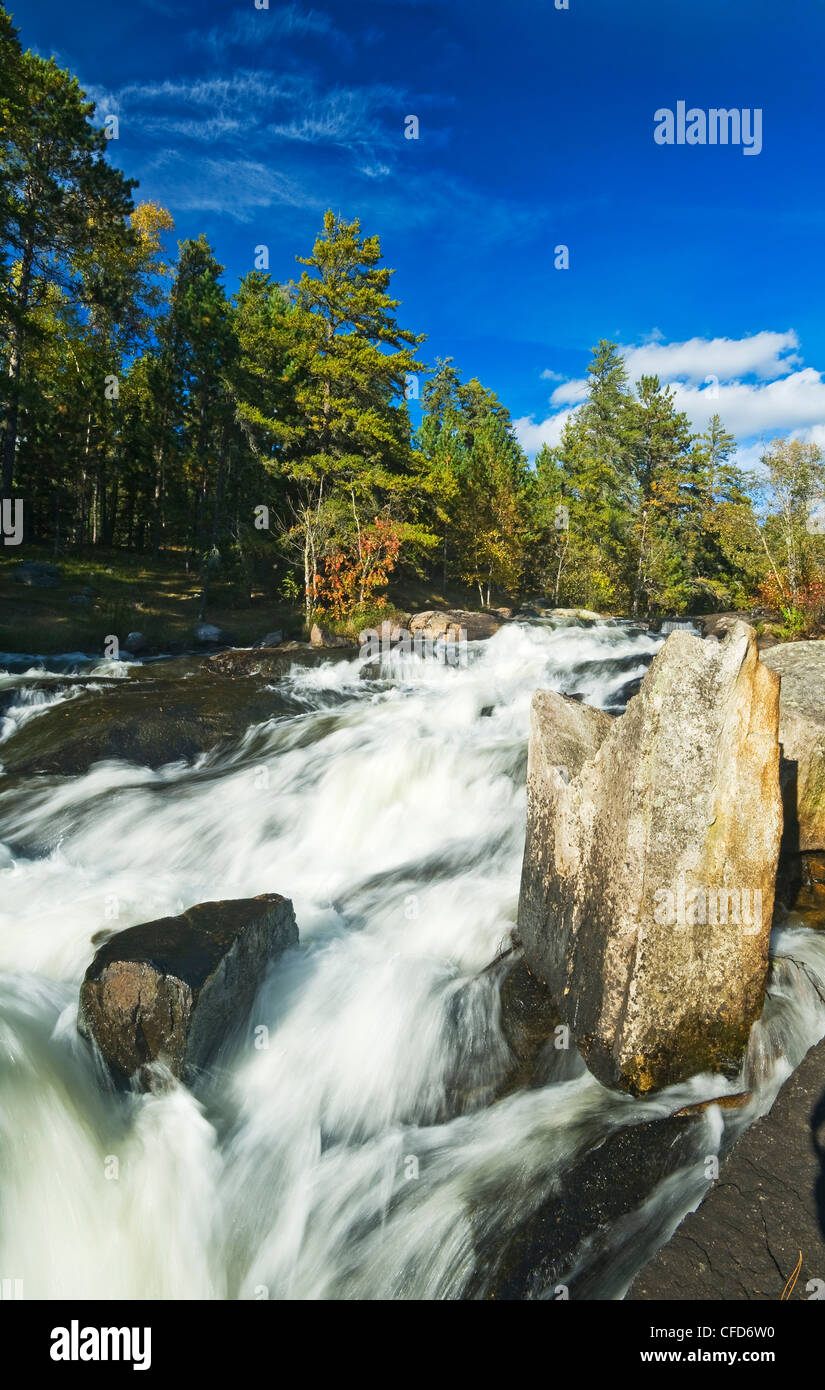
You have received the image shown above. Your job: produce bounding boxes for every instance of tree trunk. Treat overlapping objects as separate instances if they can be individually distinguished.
[1,240,34,500]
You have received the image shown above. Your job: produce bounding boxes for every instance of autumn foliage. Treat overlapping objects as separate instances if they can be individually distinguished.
[314,518,402,619]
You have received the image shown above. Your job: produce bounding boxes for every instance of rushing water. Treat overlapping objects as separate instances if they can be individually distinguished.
[0,619,823,1300]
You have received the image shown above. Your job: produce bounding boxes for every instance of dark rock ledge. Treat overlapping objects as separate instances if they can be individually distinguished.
[627,1033,825,1300]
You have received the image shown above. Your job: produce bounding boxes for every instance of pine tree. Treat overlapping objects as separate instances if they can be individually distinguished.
[0,26,135,498]
[285,211,427,621]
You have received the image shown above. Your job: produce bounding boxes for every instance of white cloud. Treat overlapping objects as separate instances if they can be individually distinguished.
[669,369,825,439]
[622,330,801,384]
[521,331,825,460]
[513,411,575,454]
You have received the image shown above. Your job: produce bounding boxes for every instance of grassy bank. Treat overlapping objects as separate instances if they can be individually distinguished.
[0,547,502,655]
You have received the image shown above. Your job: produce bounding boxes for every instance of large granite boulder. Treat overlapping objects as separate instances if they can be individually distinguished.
[761,641,825,852]
[518,622,783,1096]
[78,894,298,1085]
[409,609,503,642]
[310,623,356,649]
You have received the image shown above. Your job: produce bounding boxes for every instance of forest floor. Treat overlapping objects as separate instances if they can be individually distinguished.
[0,546,490,655]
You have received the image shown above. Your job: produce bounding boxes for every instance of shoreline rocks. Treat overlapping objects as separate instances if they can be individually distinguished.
[517,622,783,1096]
[310,622,357,649]
[627,1033,825,1300]
[78,894,298,1086]
[409,609,505,642]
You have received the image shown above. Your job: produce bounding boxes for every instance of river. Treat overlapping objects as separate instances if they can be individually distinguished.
[1,618,823,1299]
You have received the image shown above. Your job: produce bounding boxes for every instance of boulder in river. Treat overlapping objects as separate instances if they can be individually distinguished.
[518,621,783,1096]
[253,630,283,648]
[408,609,503,641]
[78,894,298,1085]
[761,641,825,852]
[0,662,284,775]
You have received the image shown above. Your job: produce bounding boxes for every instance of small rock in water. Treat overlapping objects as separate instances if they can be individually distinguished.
[78,894,298,1086]
[124,630,150,654]
[253,630,283,648]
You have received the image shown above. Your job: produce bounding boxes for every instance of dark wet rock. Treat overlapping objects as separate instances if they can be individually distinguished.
[253,630,283,648]
[124,631,150,655]
[472,1112,704,1300]
[13,560,61,588]
[0,667,283,775]
[518,622,783,1097]
[0,674,120,720]
[496,952,564,1096]
[205,645,324,679]
[310,623,357,649]
[68,593,92,607]
[78,894,298,1086]
[194,622,235,646]
[627,1034,825,1300]
[409,609,503,641]
[762,641,825,853]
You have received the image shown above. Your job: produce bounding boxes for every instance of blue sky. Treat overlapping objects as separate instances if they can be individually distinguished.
[10,0,825,466]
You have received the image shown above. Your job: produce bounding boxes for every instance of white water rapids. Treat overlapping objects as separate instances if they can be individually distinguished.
[0,619,824,1299]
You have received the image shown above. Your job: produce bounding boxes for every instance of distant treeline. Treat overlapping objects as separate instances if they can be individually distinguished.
[2,6,825,625]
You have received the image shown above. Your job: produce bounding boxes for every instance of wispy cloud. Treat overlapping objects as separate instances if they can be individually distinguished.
[189,5,349,57]
[139,152,321,221]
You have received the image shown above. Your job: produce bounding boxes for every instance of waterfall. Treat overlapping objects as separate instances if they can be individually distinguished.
[0,619,823,1299]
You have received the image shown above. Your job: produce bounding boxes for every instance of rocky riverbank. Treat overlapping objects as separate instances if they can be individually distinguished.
[627,1033,825,1301]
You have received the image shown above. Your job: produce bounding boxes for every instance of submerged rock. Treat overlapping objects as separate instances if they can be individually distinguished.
[761,641,825,852]
[518,622,783,1096]
[78,894,298,1085]
[472,1111,705,1299]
